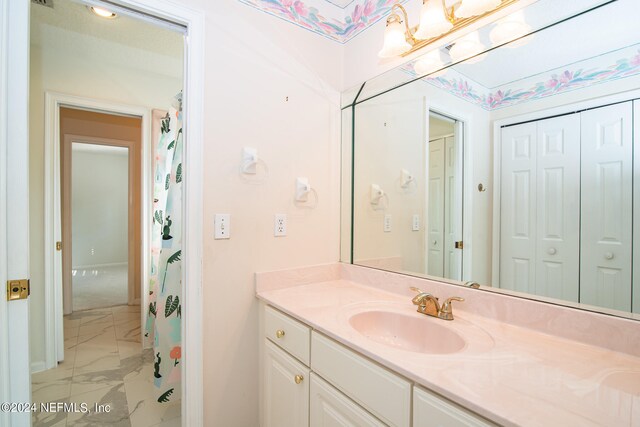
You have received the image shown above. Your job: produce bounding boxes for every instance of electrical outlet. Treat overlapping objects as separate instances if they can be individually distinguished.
[383,214,392,232]
[412,214,420,231]
[274,214,287,237]
[214,214,230,239]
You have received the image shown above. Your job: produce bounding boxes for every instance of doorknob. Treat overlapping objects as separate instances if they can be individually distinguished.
[604,252,614,260]
[547,248,557,255]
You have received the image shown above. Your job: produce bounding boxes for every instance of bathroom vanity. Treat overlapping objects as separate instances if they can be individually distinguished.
[256,264,640,427]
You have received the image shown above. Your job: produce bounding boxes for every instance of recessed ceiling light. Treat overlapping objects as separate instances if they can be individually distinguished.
[89,6,117,19]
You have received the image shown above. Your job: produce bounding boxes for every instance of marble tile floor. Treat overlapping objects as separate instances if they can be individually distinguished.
[31,305,181,427]
[72,265,129,311]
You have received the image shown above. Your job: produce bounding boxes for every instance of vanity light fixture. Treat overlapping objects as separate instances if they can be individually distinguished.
[89,6,117,19]
[489,10,532,47]
[413,49,448,76]
[379,0,521,59]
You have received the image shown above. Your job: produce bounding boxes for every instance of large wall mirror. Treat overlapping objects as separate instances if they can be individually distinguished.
[341,0,640,319]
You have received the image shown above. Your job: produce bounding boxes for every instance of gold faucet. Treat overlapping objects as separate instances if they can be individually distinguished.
[410,287,464,321]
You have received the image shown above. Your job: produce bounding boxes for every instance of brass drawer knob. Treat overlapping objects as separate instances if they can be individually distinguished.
[294,375,304,384]
[276,329,285,339]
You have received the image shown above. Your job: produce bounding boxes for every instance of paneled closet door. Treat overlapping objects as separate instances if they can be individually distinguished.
[500,123,537,293]
[427,138,445,277]
[634,100,640,314]
[444,135,462,280]
[580,102,633,311]
[535,115,580,301]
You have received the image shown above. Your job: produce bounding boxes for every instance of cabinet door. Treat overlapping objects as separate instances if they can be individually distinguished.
[413,387,496,427]
[263,340,310,427]
[310,373,385,427]
[580,102,633,311]
[500,122,537,293]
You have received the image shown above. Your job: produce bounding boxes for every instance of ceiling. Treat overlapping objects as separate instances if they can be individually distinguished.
[451,0,640,88]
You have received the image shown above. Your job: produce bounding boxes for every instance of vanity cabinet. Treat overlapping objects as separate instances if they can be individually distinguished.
[261,304,493,427]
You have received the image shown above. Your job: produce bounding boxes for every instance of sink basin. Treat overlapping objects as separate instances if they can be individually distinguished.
[349,310,466,354]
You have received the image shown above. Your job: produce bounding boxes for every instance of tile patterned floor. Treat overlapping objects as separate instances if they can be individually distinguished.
[31,305,181,427]
[72,265,128,311]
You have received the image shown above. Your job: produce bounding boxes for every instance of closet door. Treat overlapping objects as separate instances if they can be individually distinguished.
[500,123,537,293]
[634,100,640,314]
[427,138,445,276]
[444,135,463,280]
[580,102,633,311]
[535,115,580,301]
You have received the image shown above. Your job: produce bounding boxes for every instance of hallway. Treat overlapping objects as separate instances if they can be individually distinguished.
[31,305,180,427]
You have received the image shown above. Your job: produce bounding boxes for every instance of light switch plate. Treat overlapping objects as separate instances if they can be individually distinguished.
[412,214,420,231]
[383,214,392,232]
[214,214,230,239]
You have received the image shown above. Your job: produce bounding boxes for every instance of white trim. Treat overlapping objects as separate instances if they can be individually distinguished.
[30,361,46,374]
[0,0,10,423]
[490,88,640,289]
[44,92,152,368]
[90,1,206,425]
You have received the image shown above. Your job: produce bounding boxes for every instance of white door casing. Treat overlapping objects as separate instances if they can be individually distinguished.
[534,115,580,301]
[500,122,537,294]
[580,102,633,311]
[634,100,640,314]
[427,138,445,277]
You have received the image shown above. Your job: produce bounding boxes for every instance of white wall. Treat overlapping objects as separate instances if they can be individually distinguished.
[71,145,128,268]
[29,3,183,368]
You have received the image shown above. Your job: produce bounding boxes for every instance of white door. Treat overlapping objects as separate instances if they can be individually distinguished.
[427,138,445,276]
[580,102,633,311]
[263,340,310,427]
[1,0,32,425]
[534,115,580,301]
[309,374,384,427]
[444,134,463,280]
[500,123,537,294]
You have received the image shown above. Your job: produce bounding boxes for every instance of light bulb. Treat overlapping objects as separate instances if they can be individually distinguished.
[449,31,486,63]
[414,0,453,40]
[414,50,447,77]
[378,15,412,58]
[90,6,117,19]
[456,0,501,19]
[490,10,532,48]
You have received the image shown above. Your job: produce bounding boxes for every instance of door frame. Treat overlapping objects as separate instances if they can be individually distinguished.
[5,0,205,425]
[491,89,640,288]
[61,133,142,314]
[44,93,151,367]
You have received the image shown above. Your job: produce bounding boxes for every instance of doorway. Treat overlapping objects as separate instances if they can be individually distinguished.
[60,108,143,313]
[426,111,464,281]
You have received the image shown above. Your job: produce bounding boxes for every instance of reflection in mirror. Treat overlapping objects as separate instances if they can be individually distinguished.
[343,0,640,318]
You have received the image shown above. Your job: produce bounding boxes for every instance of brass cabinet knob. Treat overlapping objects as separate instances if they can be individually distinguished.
[276,330,285,339]
[294,375,304,384]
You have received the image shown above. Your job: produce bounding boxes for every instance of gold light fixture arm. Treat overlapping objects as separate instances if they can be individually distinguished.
[441,0,456,23]
[392,4,416,44]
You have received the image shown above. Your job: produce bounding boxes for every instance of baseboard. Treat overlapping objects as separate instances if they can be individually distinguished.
[31,360,46,374]
[72,261,128,270]
[131,299,141,305]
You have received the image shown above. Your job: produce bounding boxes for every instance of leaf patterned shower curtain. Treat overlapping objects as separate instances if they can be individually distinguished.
[146,94,183,403]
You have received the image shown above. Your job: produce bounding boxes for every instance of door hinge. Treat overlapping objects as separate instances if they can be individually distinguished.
[56,241,62,251]
[6,279,30,301]
[454,241,464,249]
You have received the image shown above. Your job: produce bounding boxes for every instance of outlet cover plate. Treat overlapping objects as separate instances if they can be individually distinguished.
[274,214,287,237]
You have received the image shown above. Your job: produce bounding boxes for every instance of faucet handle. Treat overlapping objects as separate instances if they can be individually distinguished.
[409,286,422,294]
[439,297,465,321]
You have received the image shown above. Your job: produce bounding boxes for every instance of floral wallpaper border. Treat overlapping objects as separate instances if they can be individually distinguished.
[402,48,640,111]
[237,0,406,43]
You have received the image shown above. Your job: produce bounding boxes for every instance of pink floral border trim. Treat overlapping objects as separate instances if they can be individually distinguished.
[403,49,640,111]
[237,0,402,43]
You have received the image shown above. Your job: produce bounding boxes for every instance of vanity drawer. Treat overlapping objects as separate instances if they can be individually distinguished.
[311,331,411,427]
[413,386,497,427]
[264,305,310,365]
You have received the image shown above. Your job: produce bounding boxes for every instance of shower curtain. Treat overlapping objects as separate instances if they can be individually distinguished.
[146,93,183,403]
